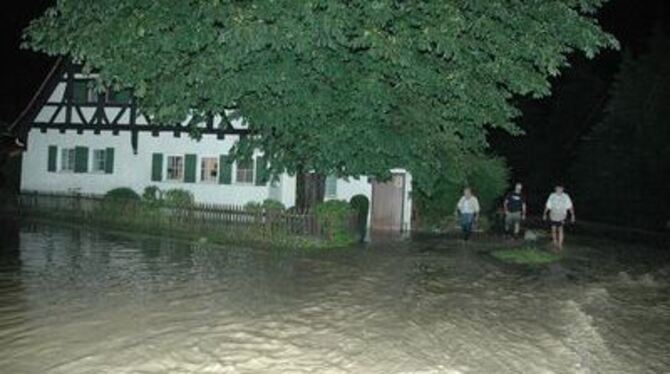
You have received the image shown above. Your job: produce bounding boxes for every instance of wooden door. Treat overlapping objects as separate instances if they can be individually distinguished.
[371,173,405,231]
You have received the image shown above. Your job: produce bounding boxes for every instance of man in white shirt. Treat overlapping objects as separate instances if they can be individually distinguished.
[543,184,576,250]
[455,187,480,241]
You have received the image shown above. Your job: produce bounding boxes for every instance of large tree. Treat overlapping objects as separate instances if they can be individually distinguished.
[25,0,617,193]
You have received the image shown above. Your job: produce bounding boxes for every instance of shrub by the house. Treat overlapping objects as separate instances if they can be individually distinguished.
[142,185,162,204]
[262,199,285,212]
[316,200,355,246]
[103,187,140,202]
[163,189,194,208]
[349,194,369,241]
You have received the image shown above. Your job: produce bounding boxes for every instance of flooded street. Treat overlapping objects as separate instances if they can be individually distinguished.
[0,221,669,373]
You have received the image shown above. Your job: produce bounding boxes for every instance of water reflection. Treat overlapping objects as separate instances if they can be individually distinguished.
[0,221,668,373]
[0,219,28,358]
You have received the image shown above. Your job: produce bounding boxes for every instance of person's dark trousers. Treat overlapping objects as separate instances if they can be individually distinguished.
[460,213,475,240]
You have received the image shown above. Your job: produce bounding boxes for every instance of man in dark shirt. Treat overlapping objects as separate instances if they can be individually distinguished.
[504,183,527,238]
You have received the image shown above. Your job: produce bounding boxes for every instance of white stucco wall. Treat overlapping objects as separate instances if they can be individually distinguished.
[21,129,270,206]
[326,172,412,232]
[21,128,386,210]
[327,176,372,204]
[390,168,413,232]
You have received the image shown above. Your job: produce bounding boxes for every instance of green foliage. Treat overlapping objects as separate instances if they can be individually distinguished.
[103,187,140,202]
[163,188,194,208]
[572,30,670,229]
[100,188,141,219]
[349,194,369,241]
[468,157,510,212]
[262,199,285,212]
[244,201,263,213]
[414,155,509,227]
[24,1,617,193]
[491,246,561,265]
[21,192,349,250]
[142,185,161,203]
[316,200,355,246]
[246,199,285,213]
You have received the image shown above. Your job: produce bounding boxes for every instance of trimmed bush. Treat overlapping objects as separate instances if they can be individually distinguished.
[262,199,285,212]
[316,200,355,246]
[99,188,141,220]
[163,189,194,208]
[142,185,162,203]
[349,195,369,241]
[103,187,140,202]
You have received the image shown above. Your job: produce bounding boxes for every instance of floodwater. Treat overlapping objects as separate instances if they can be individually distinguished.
[0,220,669,374]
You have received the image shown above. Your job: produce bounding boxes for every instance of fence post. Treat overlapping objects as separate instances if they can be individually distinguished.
[75,192,82,220]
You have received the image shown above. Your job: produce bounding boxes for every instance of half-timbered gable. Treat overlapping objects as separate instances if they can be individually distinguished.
[26,60,248,154]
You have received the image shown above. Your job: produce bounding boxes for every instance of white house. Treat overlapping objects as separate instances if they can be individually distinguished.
[15,60,412,231]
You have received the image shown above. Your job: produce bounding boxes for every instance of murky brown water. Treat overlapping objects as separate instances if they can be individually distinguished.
[0,220,669,373]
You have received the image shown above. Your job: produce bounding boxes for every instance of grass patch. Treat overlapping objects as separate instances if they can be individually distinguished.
[491,246,561,265]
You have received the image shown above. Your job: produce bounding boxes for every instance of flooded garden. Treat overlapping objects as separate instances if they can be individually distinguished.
[0,220,668,373]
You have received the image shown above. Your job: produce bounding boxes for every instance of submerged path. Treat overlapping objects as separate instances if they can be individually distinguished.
[0,220,669,373]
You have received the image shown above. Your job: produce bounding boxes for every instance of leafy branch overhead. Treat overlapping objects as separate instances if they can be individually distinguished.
[24,0,617,191]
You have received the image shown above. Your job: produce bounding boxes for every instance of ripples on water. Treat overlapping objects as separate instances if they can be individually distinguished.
[0,221,668,373]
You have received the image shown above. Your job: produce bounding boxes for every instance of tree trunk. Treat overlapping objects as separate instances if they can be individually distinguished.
[296,171,325,212]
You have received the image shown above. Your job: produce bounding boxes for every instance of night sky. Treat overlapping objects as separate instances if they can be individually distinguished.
[1,0,668,142]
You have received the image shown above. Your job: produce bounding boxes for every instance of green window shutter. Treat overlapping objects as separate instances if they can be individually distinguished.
[72,81,84,103]
[47,146,57,172]
[325,175,338,197]
[151,153,163,182]
[74,146,89,173]
[255,156,269,186]
[184,154,197,183]
[72,80,89,103]
[219,155,232,185]
[104,148,115,174]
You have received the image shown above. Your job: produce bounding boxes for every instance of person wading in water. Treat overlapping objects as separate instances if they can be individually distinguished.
[455,187,480,241]
[504,183,527,239]
[543,184,576,250]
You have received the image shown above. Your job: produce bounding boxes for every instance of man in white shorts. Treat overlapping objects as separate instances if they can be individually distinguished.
[543,184,575,250]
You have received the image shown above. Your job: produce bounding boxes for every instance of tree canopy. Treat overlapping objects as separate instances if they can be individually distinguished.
[25,0,617,191]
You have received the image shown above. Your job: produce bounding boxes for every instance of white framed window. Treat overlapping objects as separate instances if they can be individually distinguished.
[200,157,218,183]
[325,175,338,198]
[235,159,254,184]
[166,155,184,182]
[92,149,106,173]
[60,148,75,172]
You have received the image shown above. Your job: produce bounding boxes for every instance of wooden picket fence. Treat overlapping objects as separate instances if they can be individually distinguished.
[17,191,334,239]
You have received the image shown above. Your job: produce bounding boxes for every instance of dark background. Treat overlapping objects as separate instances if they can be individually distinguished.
[2,0,669,228]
